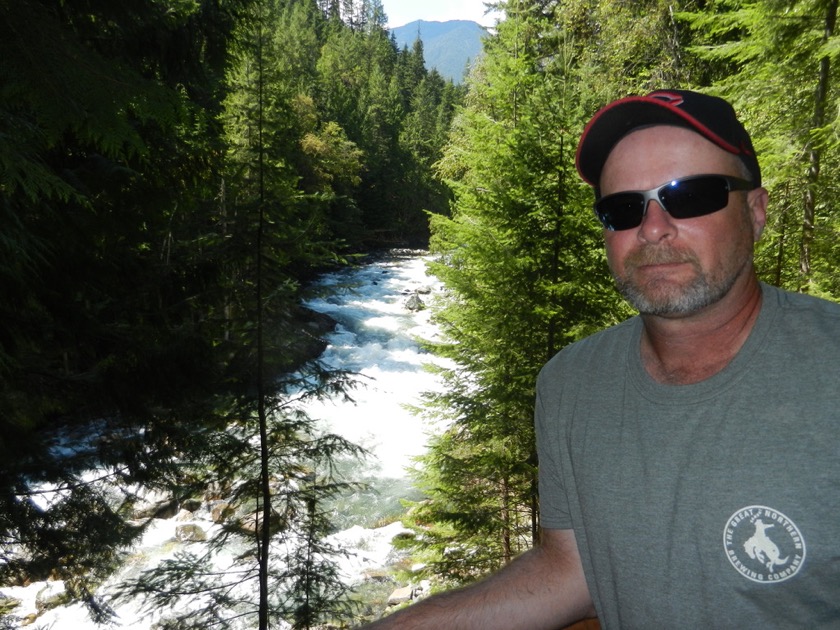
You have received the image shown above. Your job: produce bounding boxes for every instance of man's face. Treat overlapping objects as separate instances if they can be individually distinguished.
[599,126,766,317]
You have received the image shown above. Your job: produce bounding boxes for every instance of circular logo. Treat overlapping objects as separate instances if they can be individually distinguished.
[723,506,806,583]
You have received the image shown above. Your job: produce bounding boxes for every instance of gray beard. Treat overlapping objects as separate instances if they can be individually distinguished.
[615,268,734,316]
[612,248,746,317]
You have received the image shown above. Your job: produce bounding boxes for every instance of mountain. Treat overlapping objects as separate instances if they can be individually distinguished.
[390,20,486,84]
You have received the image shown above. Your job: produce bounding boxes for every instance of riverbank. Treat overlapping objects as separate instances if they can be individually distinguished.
[1,251,445,629]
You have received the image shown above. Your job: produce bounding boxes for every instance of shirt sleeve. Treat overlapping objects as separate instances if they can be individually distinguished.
[535,364,574,530]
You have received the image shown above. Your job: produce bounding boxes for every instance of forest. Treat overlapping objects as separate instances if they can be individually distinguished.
[2,0,839,628]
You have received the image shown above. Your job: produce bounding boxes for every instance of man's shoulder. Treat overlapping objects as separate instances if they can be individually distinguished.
[758,284,840,366]
[763,283,840,333]
[764,282,840,315]
[540,316,639,380]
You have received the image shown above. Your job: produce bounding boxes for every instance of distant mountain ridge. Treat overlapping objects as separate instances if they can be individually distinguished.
[390,20,486,84]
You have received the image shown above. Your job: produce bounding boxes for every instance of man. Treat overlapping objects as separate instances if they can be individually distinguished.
[362,90,840,628]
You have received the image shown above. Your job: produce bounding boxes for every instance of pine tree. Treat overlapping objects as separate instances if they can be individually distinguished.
[110,2,363,626]
[677,0,840,298]
[0,0,250,617]
[404,0,628,586]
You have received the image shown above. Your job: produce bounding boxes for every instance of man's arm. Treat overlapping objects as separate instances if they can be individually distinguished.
[359,527,594,629]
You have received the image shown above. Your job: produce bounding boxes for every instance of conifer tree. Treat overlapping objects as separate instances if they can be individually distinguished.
[406,0,628,585]
[0,0,251,618]
[0,0,403,625]
[677,0,840,298]
[111,1,362,626]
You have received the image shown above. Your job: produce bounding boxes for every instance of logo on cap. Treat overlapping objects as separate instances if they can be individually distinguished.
[650,92,684,106]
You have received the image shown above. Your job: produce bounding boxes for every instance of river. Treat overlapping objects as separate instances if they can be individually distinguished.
[3,250,447,628]
[304,249,448,480]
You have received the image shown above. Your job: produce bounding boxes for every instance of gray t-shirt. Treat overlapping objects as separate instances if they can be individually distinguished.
[536,283,840,627]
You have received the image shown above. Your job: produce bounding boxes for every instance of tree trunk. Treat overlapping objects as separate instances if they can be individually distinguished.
[255,16,271,630]
[501,475,512,564]
[800,0,838,292]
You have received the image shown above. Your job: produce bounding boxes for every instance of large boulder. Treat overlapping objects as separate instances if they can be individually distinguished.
[35,581,68,613]
[210,501,234,524]
[175,524,207,542]
[386,585,414,606]
[404,294,425,312]
[130,491,179,520]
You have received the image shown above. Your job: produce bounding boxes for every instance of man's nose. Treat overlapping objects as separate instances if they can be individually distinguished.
[637,199,677,242]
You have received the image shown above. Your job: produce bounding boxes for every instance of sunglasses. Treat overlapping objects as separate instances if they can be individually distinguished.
[594,174,754,231]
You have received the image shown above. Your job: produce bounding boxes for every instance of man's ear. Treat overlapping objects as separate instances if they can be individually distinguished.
[747,187,768,242]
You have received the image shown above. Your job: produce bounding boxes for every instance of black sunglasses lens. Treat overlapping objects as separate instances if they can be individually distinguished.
[595,193,645,231]
[595,176,736,230]
[658,177,729,219]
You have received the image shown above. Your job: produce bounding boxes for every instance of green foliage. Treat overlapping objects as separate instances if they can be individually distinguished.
[402,0,835,593]
[111,378,366,629]
[403,0,632,586]
[0,0,457,625]
[677,0,840,297]
[5,0,840,624]
[316,23,461,246]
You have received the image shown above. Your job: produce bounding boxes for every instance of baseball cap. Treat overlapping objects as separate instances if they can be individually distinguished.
[576,89,761,188]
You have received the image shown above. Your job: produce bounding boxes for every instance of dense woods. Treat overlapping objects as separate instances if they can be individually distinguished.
[400,0,840,601]
[1,0,457,626]
[2,0,839,628]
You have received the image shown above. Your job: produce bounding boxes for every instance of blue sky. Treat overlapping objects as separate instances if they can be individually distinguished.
[381,0,499,28]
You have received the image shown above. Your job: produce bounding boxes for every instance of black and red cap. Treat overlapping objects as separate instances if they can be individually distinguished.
[576,89,761,189]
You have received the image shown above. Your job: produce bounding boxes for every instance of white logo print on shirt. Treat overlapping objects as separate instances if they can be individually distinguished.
[723,506,806,583]
[744,519,788,571]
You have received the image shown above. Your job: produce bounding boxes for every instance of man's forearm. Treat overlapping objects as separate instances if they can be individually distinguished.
[359,528,593,630]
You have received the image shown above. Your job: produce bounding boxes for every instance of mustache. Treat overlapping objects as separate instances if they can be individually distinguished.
[624,246,698,268]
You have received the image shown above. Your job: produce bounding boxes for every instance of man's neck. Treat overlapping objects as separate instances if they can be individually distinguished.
[639,276,763,385]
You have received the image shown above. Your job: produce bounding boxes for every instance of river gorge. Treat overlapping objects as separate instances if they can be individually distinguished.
[3,250,447,628]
